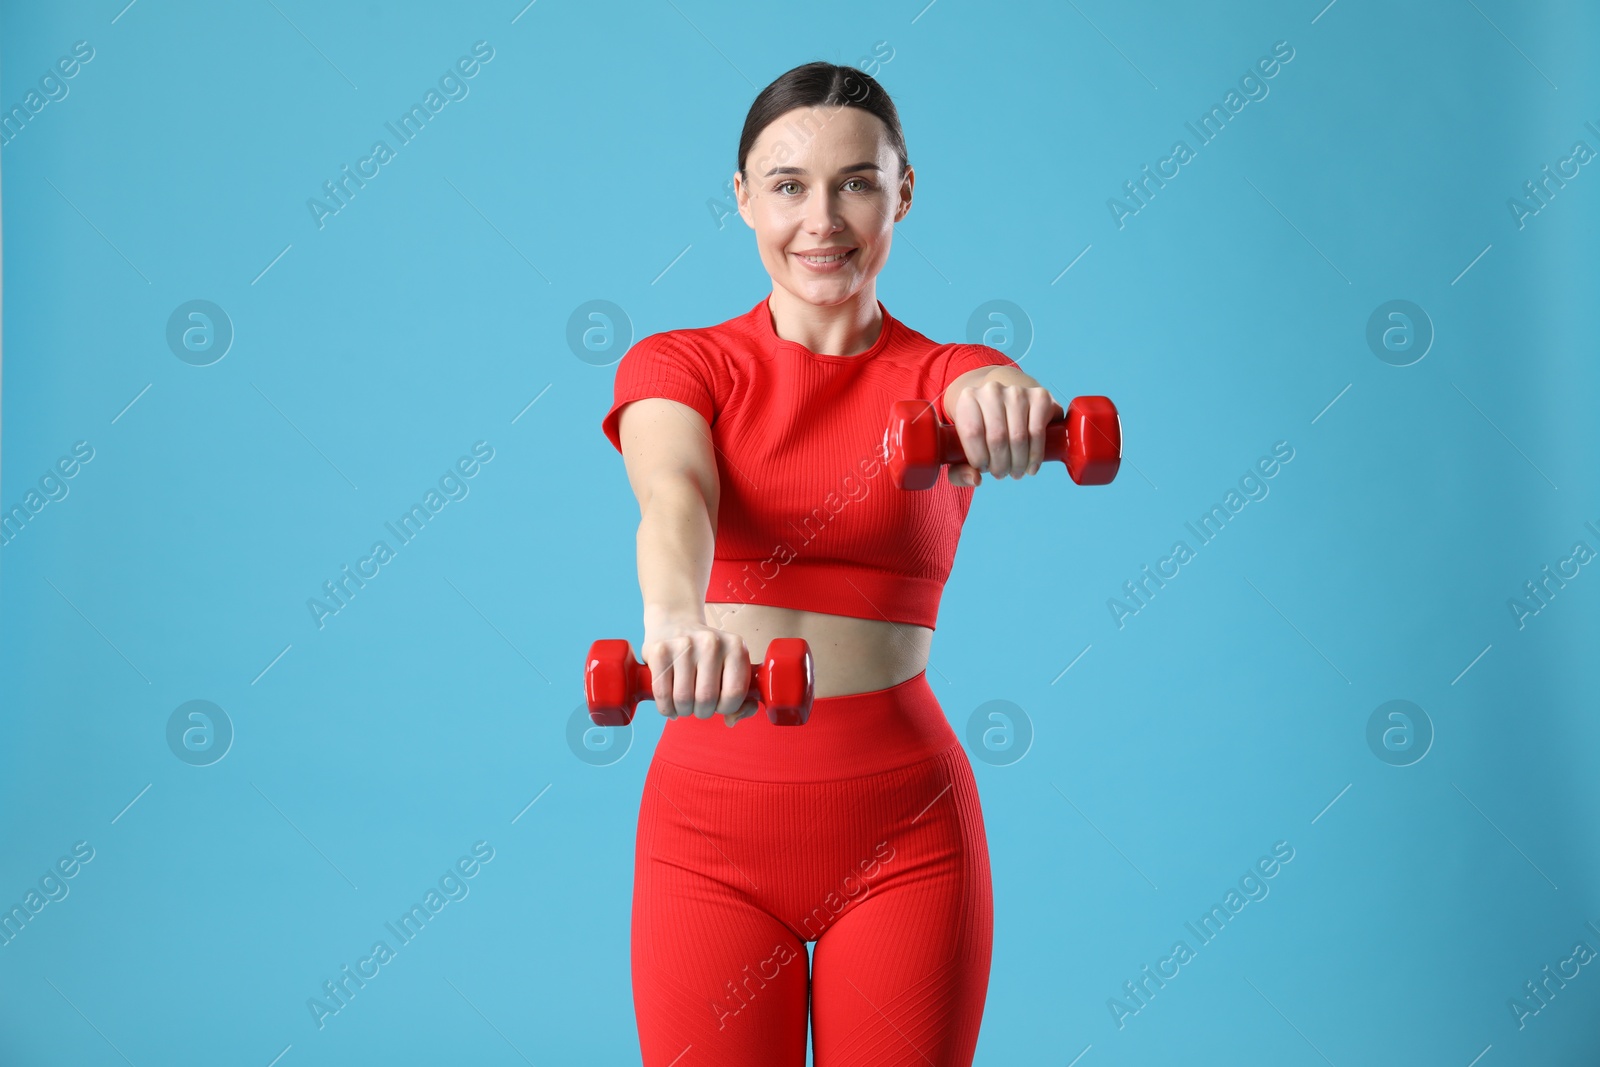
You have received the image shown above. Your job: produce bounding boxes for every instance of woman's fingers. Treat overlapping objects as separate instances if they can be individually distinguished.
[952,381,1063,481]
[656,635,712,719]
[961,381,1021,479]
[687,631,723,718]
[950,388,989,478]
[723,695,760,728]
[947,461,982,487]
[974,382,1013,478]
[645,638,683,718]
[1026,387,1059,476]
[717,639,752,721]
[1002,386,1031,478]
[643,624,763,723]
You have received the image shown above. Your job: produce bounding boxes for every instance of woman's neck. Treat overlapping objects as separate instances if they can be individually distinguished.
[765,286,882,357]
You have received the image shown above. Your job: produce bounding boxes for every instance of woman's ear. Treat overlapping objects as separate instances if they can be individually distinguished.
[734,170,756,229]
[894,164,915,223]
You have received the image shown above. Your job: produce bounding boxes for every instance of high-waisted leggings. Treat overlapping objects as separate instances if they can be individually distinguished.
[631,669,993,1067]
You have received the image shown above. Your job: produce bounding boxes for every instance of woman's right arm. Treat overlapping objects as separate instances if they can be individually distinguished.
[615,397,758,727]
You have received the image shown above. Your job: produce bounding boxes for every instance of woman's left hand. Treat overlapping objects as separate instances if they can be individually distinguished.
[946,379,1064,487]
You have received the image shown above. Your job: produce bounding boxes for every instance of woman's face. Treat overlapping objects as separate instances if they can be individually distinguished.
[735,105,913,308]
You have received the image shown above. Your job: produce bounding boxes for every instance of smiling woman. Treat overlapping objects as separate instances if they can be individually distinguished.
[730,66,908,353]
[603,59,1068,1067]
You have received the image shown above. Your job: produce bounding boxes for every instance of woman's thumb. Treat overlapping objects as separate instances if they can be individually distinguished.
[724,696,760,727]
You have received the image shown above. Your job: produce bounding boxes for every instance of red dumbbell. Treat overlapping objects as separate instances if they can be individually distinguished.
[584,636,815,727]
[885,395,1122,490]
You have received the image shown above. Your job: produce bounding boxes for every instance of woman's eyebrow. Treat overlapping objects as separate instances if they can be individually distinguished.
[763,161,882,178]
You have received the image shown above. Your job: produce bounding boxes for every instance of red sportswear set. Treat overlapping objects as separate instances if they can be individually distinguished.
[602,296,1016,1066]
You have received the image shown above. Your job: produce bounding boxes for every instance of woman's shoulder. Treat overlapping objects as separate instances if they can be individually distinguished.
[629,301,765,364]
[882,314,1014,374]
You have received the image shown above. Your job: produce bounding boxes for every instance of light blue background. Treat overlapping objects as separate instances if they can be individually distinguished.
[2,1,1598,1064]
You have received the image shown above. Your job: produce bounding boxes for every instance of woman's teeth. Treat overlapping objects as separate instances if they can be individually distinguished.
[799,251,851,263]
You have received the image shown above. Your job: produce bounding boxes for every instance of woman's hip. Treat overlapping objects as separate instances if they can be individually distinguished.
[634,740,989,942]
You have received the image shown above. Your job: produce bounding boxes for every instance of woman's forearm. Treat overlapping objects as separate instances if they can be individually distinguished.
[637,477,716,628]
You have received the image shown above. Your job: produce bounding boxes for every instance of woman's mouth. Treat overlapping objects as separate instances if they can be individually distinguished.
[793,248,856,272]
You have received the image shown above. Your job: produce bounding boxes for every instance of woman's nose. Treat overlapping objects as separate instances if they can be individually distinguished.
[804,190,843,234]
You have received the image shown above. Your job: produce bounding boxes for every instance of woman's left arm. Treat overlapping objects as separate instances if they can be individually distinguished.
[941,365,1065,487]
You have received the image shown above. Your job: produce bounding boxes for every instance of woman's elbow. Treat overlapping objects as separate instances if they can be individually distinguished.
[636,469,716,524]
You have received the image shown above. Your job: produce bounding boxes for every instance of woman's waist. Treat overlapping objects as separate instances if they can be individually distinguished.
[652,668,959,783]
[702,601,931,699]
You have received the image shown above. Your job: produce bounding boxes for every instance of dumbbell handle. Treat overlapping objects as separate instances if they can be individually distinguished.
[585,637,814,727]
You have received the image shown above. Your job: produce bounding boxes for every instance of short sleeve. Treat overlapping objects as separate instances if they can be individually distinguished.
[933,343,1018,422]
[600,333,721,453]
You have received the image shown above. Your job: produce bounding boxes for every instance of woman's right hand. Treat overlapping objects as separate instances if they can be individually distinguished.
[640,615,761,727]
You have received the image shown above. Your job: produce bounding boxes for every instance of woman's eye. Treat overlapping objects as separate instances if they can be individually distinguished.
[774,178,874,196]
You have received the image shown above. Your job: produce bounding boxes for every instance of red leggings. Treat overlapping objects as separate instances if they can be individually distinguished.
[630,669,993,1066]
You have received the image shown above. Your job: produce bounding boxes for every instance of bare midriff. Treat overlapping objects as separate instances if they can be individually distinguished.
[702,602,932,698]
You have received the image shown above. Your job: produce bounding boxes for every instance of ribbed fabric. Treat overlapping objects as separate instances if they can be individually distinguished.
[631,673,993,1066]
[600,297,1016,629]
[655,668,957,783]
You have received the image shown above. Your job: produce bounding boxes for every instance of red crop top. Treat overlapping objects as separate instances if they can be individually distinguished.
[600,297,1016,629]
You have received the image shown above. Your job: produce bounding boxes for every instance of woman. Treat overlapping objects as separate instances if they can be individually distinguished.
[600,61,1063,1067]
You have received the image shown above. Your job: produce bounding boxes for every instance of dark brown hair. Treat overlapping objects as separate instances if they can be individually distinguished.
[737,61,908,179]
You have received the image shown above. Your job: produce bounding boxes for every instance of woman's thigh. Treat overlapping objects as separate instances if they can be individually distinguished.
[631,760,810,1066]
[630,709,992,1067]
[808,745,994,1067]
